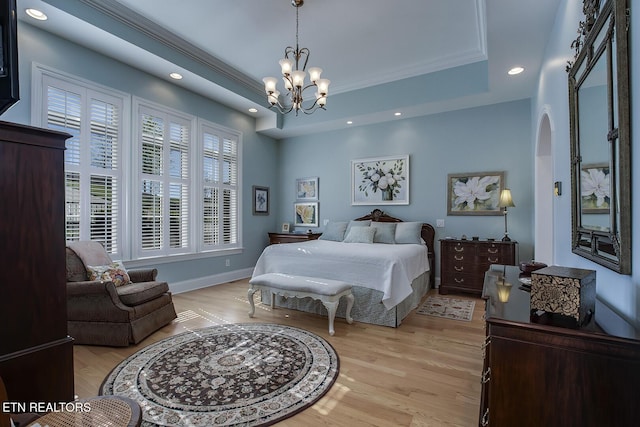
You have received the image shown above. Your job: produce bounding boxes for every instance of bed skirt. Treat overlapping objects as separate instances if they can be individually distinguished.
[262,271,431,328]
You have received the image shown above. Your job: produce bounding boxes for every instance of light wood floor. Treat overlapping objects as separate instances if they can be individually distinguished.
[73,279,486,427]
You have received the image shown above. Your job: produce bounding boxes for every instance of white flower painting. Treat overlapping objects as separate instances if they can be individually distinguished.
[447,172,504,215]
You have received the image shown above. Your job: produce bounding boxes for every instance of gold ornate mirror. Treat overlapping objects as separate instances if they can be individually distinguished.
[568,0,631,274]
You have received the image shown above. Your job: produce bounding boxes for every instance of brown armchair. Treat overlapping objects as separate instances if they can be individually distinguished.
[66,243,177,347]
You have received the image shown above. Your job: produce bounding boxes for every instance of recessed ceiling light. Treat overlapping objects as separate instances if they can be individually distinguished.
[248,108,258,113]
[394,112,402,116]
[508,66,525,75]
[169,72,183,80]
[26,8,47,20]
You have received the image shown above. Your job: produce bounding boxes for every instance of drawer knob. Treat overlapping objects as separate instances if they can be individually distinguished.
[454,278,465,283]
[488,257,499,263]
[488,248,498,254]
[454,255,464,261]
[454,246,464,252]
[454,266,464,272]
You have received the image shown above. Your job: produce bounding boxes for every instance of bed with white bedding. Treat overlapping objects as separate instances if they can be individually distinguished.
[251,209,435,327]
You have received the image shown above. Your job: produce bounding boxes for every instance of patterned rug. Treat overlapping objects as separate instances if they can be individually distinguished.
[416,296,476,321]
[100,323,339,426]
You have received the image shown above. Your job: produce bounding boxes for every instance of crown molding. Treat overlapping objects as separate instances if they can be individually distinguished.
[76,0,264,96]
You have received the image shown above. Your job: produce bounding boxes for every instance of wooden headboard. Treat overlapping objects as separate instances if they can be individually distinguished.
[354,209,436,285]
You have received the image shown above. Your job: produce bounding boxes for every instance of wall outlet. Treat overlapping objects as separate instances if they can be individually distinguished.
[225,259,230,267]
[436,219,445,228]
[323,219,329,226]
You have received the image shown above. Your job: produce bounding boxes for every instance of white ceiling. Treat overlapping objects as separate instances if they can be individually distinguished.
[19,0,563,138]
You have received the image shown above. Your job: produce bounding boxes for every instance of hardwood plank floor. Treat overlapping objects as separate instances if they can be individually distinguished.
[73,279,485,426]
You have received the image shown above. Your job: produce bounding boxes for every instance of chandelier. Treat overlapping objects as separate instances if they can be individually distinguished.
[262,0,330,115]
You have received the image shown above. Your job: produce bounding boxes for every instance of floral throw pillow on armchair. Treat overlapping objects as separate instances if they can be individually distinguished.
[86,260,131,287]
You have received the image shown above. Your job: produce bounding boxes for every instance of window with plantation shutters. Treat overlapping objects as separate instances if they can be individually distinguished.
[136,105,192,258]
[42,75,124,257]
[200,122,240,251]
[35,66,243,263]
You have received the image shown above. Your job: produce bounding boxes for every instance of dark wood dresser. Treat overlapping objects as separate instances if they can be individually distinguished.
[440,239,516,296]
[268,232,322,245]
[0,121,74,402]
[480,265,640,427]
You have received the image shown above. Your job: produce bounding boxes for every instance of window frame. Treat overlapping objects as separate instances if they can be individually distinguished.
[32,64,129,260]
[32,65,243,264]
[197,118,243,253]
[132,99,196,259]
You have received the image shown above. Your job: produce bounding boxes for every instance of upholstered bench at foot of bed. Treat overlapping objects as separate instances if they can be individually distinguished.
[248,273,354,336]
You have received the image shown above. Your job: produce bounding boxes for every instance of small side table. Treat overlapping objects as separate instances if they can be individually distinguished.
[27,396,142,427]
[268,232,322,245]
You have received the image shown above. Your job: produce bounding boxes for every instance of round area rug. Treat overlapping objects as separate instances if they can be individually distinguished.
[100,323,339,426]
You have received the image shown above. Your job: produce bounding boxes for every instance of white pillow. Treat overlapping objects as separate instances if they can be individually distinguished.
[319,221,348,242]
[371,222,397,244]
[344,219,371,236]
[343,226,376,243]
[395,222,423,244]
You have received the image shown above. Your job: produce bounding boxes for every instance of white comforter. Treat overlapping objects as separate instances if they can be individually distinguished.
[252,240,429,309]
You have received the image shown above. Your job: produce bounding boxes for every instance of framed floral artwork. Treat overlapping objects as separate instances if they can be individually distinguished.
[581,163,610,213]
[252,186,269,215]
[447,171,504,215]
[296,177,319,201]
[351,155,409,205]
[294,202,319,227]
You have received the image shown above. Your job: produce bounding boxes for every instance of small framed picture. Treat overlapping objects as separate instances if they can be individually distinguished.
[294,202,319,227]
[296,177,319,201]
[281,223,290,233]
[252,186,269,215]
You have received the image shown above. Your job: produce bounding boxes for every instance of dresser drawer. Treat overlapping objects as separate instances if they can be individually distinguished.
[442,242,475,255]
[477,253,505,265]
[442,258,481,275]
[441,272,482,291]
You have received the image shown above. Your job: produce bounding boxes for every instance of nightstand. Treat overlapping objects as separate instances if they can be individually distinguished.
[439,239,517,296]
[268,232,322,245]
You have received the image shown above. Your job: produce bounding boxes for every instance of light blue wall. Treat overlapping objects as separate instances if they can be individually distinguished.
[277,99,534,278]
[533,0,639,325]
[4,23,280,285]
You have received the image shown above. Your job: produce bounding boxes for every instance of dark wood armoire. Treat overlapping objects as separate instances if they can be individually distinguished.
[0,121,74,402]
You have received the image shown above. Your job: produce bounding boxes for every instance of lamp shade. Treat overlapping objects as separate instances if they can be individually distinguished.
[316,78,330,95]
[263,77,278,94]
[499,188,515,208]
[308,67,322,82]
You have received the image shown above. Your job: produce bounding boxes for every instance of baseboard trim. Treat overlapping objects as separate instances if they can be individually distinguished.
[169,268,253,294]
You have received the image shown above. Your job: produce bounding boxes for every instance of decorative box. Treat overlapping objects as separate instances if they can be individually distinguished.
[530,266,596,328]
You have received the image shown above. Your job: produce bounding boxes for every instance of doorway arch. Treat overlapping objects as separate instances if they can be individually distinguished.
[535,109,554,264]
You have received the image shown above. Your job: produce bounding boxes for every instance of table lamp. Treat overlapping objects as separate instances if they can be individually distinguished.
[499,189,515,241]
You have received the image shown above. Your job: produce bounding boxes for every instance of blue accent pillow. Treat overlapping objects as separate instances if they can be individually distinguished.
[395,222,423,244]
[343,226,376,243]
[371,222,397,244]
[319,221,348,241]
[344,220,371,236]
